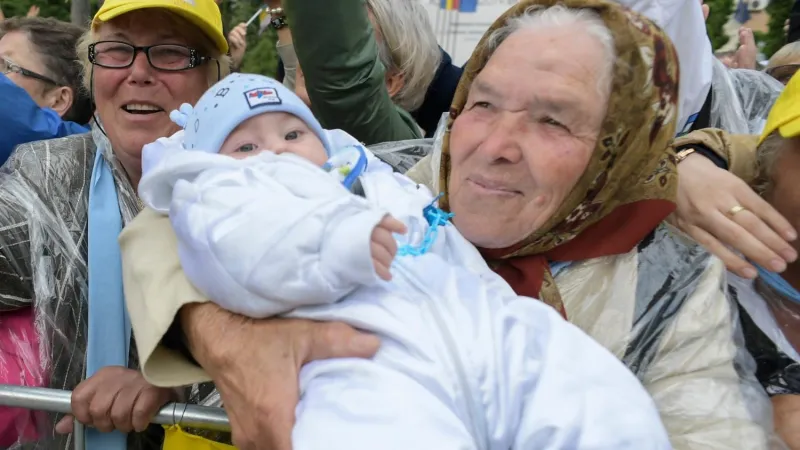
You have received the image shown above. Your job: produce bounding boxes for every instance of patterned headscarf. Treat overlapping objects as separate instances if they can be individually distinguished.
[439,0,680,316]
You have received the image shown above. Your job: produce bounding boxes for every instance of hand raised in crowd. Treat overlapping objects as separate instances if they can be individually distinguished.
[26,5,39,17]
[181,303,380,450]
[672,153,797,279]
[731,27,757,70]
[371,216,407,281]
[54,366,178,434]
[228,22,247,70]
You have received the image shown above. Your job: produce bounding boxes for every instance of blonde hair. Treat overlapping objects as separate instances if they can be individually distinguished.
[76,9,230,93]
[366,0,441,112]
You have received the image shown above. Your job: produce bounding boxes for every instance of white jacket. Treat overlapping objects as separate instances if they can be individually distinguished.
[137,135,672,450]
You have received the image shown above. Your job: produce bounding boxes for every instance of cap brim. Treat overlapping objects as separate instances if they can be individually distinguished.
[95,3,228,54]
[779,117,800,140]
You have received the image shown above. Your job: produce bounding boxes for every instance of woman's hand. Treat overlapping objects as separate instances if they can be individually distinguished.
[54,366,177,434]
[181,302,380,450]
[672,153,797,278]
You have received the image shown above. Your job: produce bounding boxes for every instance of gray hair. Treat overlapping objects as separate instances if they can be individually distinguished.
[754,131,786,196]
[484,5,616,99]
[367,0,441,112]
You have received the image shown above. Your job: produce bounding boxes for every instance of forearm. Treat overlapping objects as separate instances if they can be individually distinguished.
[673,128,759,184]
[773,394,800,449]
[178,302,248,370]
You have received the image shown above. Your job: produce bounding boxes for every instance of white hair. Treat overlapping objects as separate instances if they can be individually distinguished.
[485,5,616,99]
[366,0,442,112]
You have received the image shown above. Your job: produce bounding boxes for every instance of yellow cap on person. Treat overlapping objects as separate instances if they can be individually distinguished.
[760,71,800,144]
[93,0,228,55]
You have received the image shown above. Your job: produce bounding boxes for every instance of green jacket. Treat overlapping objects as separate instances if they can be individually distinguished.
[285,0,422,145]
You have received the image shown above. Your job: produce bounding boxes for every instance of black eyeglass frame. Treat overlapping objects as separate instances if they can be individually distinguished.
[88,40,214,72]
[1,56,62,86]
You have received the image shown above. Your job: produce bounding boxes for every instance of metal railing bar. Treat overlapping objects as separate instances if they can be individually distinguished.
[0,385,231,432]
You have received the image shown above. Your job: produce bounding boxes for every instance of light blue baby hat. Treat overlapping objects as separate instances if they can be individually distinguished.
[170,73,332,154]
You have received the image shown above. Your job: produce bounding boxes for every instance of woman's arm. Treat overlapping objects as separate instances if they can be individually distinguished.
[284,0,421,144]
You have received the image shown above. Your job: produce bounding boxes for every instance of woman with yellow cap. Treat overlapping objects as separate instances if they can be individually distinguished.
[729,71,800,449]
[0,0,230,447]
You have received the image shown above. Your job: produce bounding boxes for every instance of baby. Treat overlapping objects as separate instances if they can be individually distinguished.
[138,73,671,450]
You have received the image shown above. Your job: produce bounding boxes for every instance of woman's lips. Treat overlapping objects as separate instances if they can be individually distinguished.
[467,176,521,196]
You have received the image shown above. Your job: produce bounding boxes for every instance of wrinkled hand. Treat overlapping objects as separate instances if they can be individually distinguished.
[54,366,177,434]
[371,216,407,281]
[228,23,247,70]
[671,153,797,279]
[26,5,39,17]
[732,27,757,70]
[184,304,381,450]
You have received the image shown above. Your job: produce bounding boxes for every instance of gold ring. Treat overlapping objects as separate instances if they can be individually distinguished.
[727,205,747,217]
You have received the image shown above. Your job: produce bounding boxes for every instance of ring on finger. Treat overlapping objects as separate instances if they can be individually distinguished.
[727,205,747,217]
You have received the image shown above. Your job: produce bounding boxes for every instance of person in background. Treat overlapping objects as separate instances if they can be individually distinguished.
[261,0,441,144]
[0,17,92,164]
[767,42,800,85]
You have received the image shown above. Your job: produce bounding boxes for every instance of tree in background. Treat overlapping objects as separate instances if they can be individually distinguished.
[706,0,734,50]
[763,0,793,57]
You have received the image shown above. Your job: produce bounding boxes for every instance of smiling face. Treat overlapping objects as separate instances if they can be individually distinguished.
[91,10,211,184]
[219,112,328,165]
[447,25,609,249]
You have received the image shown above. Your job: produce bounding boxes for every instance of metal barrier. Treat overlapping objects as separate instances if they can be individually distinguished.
[0,385,231,449]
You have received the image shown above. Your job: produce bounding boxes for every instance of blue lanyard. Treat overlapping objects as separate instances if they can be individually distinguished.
[755,264,800,304]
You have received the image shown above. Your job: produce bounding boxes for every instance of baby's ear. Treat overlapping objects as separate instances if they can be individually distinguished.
[169,103,195,129]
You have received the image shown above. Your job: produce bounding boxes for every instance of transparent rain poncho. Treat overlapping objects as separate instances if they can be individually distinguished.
[710,58,784,135]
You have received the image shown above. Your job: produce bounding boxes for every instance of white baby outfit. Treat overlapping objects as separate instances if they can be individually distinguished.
[138,74,672,450]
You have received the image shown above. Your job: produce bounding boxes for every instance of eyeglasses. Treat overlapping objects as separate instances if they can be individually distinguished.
[1,56,61,86]
[88,41,213,72]
[766,64,800,85]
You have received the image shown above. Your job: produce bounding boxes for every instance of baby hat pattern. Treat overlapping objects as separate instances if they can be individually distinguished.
[171,73,332,154]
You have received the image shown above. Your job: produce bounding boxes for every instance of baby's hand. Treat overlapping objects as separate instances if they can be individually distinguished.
[371,216,407,281]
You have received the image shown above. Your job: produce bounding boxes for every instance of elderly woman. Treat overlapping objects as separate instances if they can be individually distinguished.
[0,0,229,447]
[258,0,441,143]
[0,17,93,162]
[724,73,800,448]
[121,1,778,449]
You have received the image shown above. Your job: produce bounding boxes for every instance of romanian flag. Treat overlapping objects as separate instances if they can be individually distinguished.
[440,0,477,12]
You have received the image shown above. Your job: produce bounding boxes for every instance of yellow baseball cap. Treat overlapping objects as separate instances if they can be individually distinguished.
[93,0,228,55]
[760,70,800,144]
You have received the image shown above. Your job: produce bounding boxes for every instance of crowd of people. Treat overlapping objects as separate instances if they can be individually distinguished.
[1,0,800,449]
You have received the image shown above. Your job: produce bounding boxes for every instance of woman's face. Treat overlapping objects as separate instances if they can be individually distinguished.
[448,26,608,249]
[92,11,210,182]
[768,137,800,257]
[0,31,62,109]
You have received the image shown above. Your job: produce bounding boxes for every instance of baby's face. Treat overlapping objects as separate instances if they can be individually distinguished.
[219,112,328,166]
